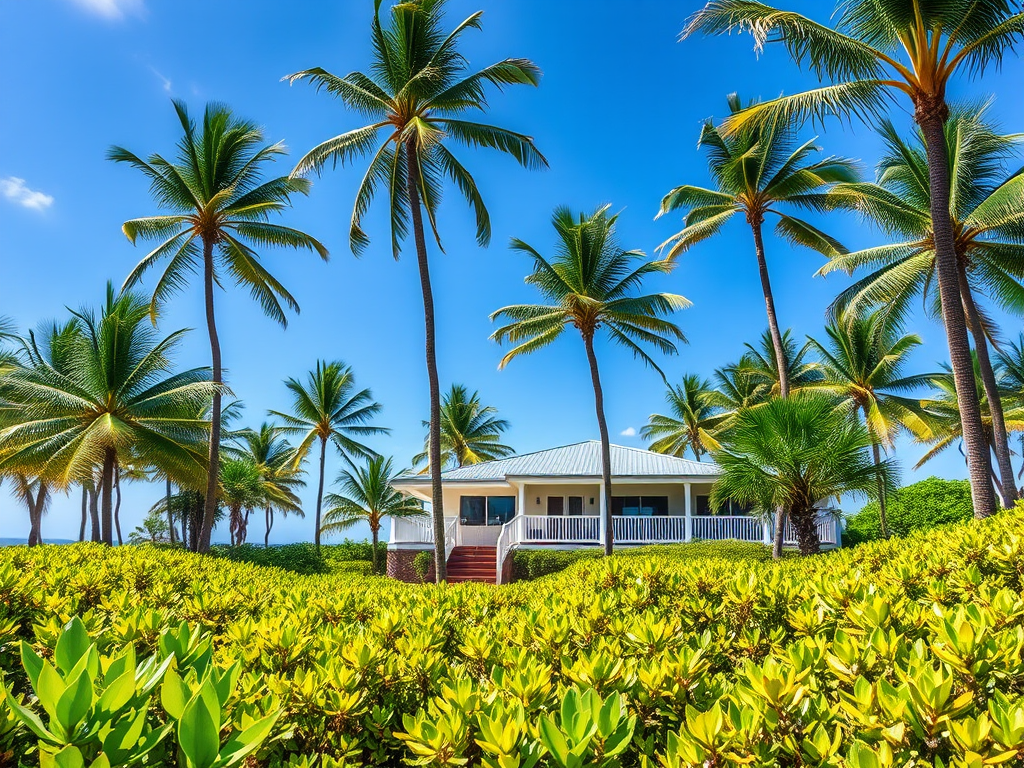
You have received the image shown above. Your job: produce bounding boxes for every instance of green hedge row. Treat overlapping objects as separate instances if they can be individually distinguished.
[844,476,973,545]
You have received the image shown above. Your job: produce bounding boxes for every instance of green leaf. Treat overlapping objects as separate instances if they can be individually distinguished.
[178,688,221,768]
[161,667,190,720]
[54,668,93,737]
[47,745,85,768]
[4,684,57,743]
[54,618,92,675]
[213,710,280,768]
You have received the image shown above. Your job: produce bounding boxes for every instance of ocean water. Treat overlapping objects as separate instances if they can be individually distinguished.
[0,537,76,546]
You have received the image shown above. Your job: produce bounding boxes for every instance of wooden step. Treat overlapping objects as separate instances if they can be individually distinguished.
[445,546,498,584]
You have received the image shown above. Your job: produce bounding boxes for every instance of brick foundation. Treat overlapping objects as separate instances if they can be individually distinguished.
[387,548,435,583]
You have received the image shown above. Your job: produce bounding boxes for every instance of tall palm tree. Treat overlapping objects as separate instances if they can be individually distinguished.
[491,206,689,555]
[322,456,425,574]
[821,110,1024,507]
[0,287,214,545]
[703,356,772,435]
[658,93,855,398]
[684,0,1024,519]
[412,384,514,471]
[270,361,387,553]
[995,334,1024,479]
[7,474,51,547]
[642,374,724,460]
[806,310,935,537]
[233,423,305,546]
[286,0,545,582]
[917,353,1024,486]
[712,393,889,555]
[110,100,328,554]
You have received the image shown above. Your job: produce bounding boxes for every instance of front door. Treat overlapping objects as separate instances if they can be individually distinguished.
[567,496,584,516]
[547,497,564,516]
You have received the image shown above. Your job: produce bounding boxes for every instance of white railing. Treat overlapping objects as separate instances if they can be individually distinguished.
[496,517,515,585]
[691,515,766,542]
[443,517,460,561]
[783,514,839,546]
[390,515,435,544]
[516,515,601,543]
[613,516,688,543]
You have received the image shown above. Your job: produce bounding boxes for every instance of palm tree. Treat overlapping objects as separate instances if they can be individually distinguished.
[821,110,1024,507]
[658,94,855,398]
[917,353,1024,488]
[270,361,387,553]
[703,356,772,437]
[743,329,823,397]
[806,310,935,537]
[491,205,689,556]
[286,0,545,582]
[109,100,328,554]
[995,335,1024,479]
[0,287,214,545]
[712,393,889,555]
[322,456,425,574]
[642,375,724,460]
[684,0,1024,519]
[233,423,305,546]
[412,384,514,471]
[220,458,264,546]
[7,474,51,546]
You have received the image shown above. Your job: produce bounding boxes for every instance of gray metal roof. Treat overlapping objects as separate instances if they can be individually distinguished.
[393,441,720,484]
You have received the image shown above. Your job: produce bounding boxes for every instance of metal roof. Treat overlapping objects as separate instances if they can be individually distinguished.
[393,440,720,485]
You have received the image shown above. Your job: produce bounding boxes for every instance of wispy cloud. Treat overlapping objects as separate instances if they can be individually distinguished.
[149,66,172,93]
[1,177,54,211]
[620,427,636,437]
[66,0,144,20]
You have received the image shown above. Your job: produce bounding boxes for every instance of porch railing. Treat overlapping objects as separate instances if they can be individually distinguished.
[613,515,688,543]
[443,518,460,562]
[691,515,765,543]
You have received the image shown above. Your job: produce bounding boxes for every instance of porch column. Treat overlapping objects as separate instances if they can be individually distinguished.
[683,482,692,542]
[517,482,526,519]
[598,481,607,545]
[762,517,772,545]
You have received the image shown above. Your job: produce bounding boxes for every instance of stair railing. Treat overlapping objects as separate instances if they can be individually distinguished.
[495,515,523,585]
[443,517,459,563]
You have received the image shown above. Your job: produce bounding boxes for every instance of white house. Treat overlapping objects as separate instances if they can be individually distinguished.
[388,440,841,583]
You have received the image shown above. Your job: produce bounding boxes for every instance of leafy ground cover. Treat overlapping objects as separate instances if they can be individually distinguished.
[2,510,1024,767]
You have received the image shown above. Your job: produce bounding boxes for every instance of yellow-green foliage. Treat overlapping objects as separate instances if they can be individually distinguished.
[2,509,1024,767]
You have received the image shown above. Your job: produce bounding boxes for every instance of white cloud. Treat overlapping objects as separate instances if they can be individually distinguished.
[150,66,172,92]
[620,427,636,437]
[66,0,144,20]
[1,177,54,211]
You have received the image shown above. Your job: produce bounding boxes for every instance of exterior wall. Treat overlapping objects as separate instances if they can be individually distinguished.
[386,546,435,583]
[521,483,601,516]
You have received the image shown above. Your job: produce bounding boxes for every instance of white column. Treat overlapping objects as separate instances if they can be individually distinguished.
[598,481,608,546]
[517,482,526,519]
[684,482,692,542]
[762,516,772,545]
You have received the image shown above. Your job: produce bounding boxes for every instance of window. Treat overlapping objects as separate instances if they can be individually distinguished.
[567,496,584,516]
[695,496,754,515]
[460,496,516,526]
[547,497,564,516]
[612,496,669,516]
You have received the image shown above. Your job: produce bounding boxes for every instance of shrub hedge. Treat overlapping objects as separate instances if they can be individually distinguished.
[208,540,387,575]
[844,476,974,545]
[2,508,1024,767]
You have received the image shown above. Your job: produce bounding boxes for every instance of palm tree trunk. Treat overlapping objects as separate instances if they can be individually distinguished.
[265,507,273,548]
[919,110,996,519]
[315,437,327,553]
[200,236,223,553]
[27,487,39,547]
[181,498,188,546]
[958,268,1016,507]
[583,334,615,556]
[166,479,177,544]
[405,138,447,583]
[114,463,123,546]
[749,219,789,558]
[89,483,101,543]
[100,447,115,546]
[371,526,380,574]
[791,504,821,556]
[79,485,87,542]
[871,440,889,538]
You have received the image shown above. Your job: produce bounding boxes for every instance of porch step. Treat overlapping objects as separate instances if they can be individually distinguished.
[445,546,498,584]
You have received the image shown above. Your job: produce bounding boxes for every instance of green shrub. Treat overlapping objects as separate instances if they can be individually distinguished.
[511,548,602,580]
[844,476,973,545]
[209,542,328,574]
[412,550,434,582]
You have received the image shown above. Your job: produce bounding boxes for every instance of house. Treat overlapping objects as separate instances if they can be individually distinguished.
[388,440,841,584]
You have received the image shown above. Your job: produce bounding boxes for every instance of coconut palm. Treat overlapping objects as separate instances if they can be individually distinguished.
[322,456,425,574]
[0,287,214,545]
[642,374,724,460]
[412,384,514,471]
[233,423,305,546]
[220,458,264,546]
[743,329,823,397]
[658,94,855,398]
[917,353,1024,487]
[286,0,545,581]
[995,334,1024,478]
[684,0,1024,519]
[821,110,1024,507]
[109,100,328,554]
[491,205,689,555]
[270,361,387,553]
[712,393,890,555]
[806,310,935,537]
[703,356,772,437]
[7,474,52,547]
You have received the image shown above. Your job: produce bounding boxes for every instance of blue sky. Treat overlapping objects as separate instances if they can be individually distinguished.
[2,0,1023,544]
